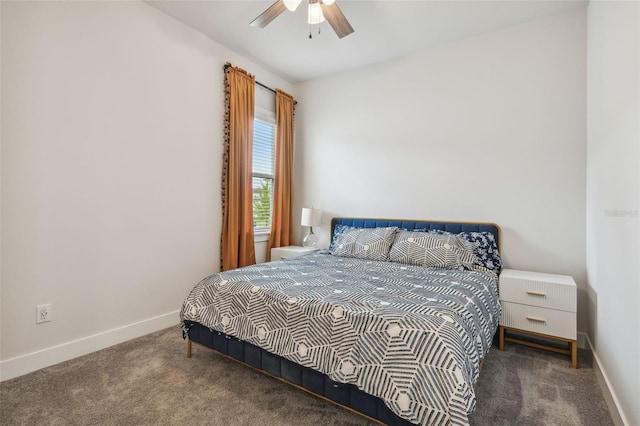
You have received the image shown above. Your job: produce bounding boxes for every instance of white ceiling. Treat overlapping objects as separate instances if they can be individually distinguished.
[147,0,587,83]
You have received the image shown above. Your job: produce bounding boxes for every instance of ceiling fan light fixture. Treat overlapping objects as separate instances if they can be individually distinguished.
[308,2,325,24]
[283,0,303,12]
[250,0,353,39]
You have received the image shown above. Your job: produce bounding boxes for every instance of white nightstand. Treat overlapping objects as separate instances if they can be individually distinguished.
[271,245,319,260]
[498,269,577,368]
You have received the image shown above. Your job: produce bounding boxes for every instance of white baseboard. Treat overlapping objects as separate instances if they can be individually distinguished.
[0,310,180,382]
[584,333,628,426]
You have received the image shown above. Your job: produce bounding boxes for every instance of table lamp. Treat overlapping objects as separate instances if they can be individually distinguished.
[301,207,321,248]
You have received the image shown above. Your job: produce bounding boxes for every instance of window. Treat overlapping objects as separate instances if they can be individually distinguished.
[252,110,276,233]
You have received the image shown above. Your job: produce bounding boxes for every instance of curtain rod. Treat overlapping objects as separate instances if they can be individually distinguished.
[256,81,276,95]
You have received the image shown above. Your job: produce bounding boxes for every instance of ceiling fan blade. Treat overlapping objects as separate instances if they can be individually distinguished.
[250,0,287,28]
[320,2,354,39]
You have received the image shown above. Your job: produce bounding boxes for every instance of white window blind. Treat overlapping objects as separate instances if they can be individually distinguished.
[252,115,276,232]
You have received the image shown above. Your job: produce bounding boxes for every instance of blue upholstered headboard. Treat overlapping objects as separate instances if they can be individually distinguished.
[330,217,501,250]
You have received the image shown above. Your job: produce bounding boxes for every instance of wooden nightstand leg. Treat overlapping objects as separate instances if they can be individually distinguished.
[571,340,577,368]
[499,326,505,351]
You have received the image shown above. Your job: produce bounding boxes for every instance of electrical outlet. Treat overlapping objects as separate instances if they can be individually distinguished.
[36,304,52,324]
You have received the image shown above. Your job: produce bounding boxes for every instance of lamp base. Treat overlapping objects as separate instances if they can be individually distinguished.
[302,231,318,248]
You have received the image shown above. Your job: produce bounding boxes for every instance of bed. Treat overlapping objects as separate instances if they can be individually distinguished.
[181,218,502,426]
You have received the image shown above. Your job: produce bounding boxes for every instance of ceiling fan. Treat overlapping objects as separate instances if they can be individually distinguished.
[250,0,354,39]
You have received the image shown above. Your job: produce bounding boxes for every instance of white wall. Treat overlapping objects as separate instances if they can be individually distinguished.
[0,1,293,380]
[296,9,588,327]
[586,1,639,424]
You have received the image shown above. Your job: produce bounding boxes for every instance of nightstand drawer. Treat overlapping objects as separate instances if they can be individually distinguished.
[499,269,576,312]
[501,302,576,340]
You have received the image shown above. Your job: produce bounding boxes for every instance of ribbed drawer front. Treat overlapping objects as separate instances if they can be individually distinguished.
[501,302,576,340]
[499,269,576,312]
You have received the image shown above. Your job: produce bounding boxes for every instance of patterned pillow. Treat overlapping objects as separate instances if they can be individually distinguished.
[328,224,351,251]
[330,227,398,261]
[458,231,502,273]
[389,231,477,269]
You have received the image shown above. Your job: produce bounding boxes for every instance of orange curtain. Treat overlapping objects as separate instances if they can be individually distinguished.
[267,89,296,260]
[221,63,256,270]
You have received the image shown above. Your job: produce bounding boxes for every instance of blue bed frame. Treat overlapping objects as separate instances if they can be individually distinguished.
[185,217,501,425]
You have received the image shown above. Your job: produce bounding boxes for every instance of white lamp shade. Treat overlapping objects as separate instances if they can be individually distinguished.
[307,2,325,24]
[283,0,303,11]
[321,0,336,5]
[301,208,321,227]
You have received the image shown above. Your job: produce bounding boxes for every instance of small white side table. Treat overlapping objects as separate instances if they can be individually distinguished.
[499,269,578,368]
[271,245,319,260]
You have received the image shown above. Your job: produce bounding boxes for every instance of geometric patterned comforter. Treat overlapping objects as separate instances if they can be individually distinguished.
[180,252,501,426]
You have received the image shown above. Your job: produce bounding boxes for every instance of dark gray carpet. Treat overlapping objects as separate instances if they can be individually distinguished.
[0,325,613,426]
